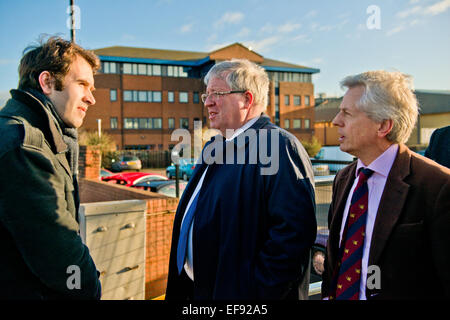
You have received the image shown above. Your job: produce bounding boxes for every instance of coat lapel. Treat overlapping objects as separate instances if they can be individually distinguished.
[368,144,411,267]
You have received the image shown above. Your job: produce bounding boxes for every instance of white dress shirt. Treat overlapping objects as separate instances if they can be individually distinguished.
[338,143,398,299]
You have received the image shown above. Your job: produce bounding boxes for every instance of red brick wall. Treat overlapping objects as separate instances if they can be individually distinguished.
[79,145,101,180]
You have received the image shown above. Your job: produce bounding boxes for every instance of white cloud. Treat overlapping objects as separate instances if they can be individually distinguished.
[278,22,301,33]
[180,23,193,33]
[260,23,274,34]
[291,34,311,42]
[424,0,450,15]
[396,6,422,18]
[236,27,251,37]
[396,0,450,18]
[244,36,280,52]
[206,42,233,52]
[386,25,406,36]
[214,12,244,28]
[305,10,317,18]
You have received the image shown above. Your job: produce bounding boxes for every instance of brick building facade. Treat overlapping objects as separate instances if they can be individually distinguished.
[86,43,319,150]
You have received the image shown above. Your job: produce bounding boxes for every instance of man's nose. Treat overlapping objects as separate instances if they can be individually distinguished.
[84,90,96,105]
[332,113,341,126]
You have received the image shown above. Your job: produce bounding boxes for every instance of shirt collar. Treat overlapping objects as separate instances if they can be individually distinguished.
[225,116,260,142]
[356,143,399,178]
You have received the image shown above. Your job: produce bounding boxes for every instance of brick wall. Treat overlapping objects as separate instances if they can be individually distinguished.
[79,145,101,180]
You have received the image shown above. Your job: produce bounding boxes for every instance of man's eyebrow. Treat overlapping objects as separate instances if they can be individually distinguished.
[78,79,95,91]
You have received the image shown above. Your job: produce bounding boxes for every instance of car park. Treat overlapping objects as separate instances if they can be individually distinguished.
[110,155,142,172]
[166,158,196,180]
[101,172,167,186]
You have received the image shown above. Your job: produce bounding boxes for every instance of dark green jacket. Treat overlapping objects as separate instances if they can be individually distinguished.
[0,89,101,299]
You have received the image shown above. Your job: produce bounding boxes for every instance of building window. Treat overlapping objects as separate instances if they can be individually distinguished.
[168,118,175,129]
[179,92,188,103]
[294,95,301,106]
[168,91,174,103]
[139,118,149,129]
[180,118,189,129]
[153,91,162,102]
[284,95,290,106]
[293,119,301,129]
[153,118,162,129]
[124,118,138,129]
[123,90,133,102]
[284,119,290,129]
[124,118,162,129]
[138,91,147,102]
[167,65,174,77]
[304,118,310,129]
[138,64,147,75]
[110,117,118,129]
[305,95,310,106]
[193,92,199,104]
[110,89,117,101]
[102,62,117,74]
[123,90,162,102]
[153,64,161,76]
[123,63,132,74]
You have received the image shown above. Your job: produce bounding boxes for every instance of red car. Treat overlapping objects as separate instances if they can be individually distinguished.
[101,172,168,187]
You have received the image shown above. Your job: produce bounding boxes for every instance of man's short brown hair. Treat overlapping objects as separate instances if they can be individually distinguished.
[18,36,100,92]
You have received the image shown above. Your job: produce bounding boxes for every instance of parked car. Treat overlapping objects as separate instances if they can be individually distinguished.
[166,158,196,180]
[100,168,114,178]
[314,146,355,173]
[110,155,142,172]
[102,172,167,186]
[133,179,188,198]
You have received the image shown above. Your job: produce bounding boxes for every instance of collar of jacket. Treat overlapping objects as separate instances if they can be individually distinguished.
[206,113,271,147]
[10,89,68,154]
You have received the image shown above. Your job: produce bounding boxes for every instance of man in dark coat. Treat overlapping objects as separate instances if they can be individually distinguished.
[321,71,450,300]
[165,59,317,300]
[0,36,101,299]
[425,125,450,168]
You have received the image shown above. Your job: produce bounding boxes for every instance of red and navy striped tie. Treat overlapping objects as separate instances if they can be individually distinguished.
[333,168,374,300]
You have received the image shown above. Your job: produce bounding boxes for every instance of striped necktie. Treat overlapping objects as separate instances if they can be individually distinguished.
[332,167,374,300]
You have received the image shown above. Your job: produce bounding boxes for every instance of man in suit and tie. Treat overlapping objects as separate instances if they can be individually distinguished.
[165,59,317,300]
[425,125,450,168]
[321,71,450,300]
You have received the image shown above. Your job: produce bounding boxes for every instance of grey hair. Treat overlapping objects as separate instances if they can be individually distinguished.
[204,59,269,110]
[341,70,419,144]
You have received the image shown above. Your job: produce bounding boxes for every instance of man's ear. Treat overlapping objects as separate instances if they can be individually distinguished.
[378,119,393,138]
[38,71,55,95]
[243,91,254,109]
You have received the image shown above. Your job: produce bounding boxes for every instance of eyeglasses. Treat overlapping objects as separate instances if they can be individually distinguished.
[201,90,247,103]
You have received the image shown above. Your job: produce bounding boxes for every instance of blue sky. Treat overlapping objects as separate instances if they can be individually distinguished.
[1,0,449,105]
